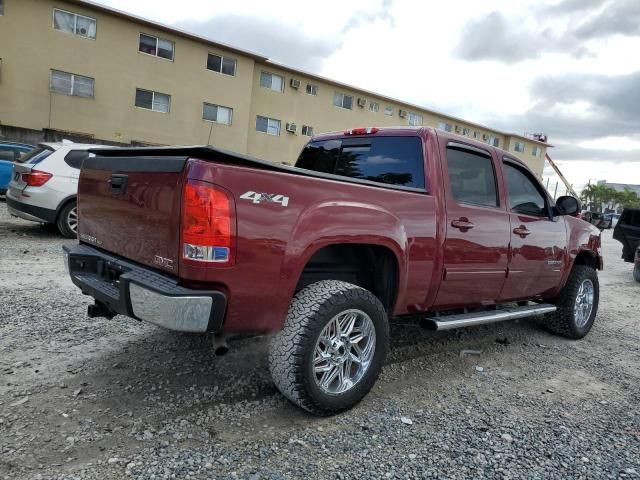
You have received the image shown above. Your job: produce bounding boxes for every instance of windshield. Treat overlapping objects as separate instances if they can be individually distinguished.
[17,146,54,165]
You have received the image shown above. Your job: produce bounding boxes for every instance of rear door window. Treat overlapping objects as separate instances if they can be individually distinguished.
[446,145,498,207]
[296,136,425,189]
[0,147,15,161]
[620,210,640,227]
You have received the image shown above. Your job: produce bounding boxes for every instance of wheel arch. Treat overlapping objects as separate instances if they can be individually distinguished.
[292,242,401,313]
[572,249,600,271]
[55,195,77,221]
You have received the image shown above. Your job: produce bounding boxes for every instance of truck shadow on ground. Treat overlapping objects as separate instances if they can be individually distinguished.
[70,315,553,416]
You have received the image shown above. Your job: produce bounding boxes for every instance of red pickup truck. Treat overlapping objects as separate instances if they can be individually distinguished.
[64,127,602,414]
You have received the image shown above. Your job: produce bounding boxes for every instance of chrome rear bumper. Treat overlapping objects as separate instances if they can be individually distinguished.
[63,244,226,333]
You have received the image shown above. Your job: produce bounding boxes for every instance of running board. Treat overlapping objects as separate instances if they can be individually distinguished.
[422,304,557,331]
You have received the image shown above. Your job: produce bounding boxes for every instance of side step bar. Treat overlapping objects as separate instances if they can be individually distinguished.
[422,304,557,331]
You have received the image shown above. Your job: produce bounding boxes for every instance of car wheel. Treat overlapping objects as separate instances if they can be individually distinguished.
[56,201,78,239]
[634,264,640,283]
[546,265,599,339]
[269,280,389,415]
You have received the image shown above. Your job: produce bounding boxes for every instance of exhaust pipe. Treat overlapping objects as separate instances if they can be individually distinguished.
[212,333,230,356]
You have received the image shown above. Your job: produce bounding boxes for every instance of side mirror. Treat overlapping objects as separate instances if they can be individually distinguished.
[555,196,580,216]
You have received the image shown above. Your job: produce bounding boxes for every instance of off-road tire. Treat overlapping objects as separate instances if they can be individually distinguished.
[269,280,389,415]
[633,264,640,283]
[56,201,78,239]
[546,265,599,339]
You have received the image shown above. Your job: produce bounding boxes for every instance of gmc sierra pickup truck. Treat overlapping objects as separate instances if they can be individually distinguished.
[64,127,602,414]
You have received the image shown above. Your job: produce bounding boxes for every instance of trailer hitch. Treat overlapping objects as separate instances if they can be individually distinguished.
[87,301,116,320]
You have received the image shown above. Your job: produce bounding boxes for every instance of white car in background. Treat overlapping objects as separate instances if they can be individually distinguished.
[6,142,109,238]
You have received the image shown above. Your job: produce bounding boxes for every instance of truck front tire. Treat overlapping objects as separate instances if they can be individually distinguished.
[546,265,599,339]
[269,280,389,415]
[634,264,640,283]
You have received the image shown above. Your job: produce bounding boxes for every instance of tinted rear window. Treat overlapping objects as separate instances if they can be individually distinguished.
[620,210,640,227]
[17,147,54,165]
[296,136,425,189]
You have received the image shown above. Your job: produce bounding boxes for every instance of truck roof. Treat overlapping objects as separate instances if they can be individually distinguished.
[312,126,530,169]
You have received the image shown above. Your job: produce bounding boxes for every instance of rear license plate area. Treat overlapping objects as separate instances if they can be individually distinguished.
[70,256,125,287]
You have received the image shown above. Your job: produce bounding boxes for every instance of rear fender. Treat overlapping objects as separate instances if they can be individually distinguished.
[281,200,407,315]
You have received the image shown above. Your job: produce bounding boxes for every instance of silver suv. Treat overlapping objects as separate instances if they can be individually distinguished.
[6,142,109,238]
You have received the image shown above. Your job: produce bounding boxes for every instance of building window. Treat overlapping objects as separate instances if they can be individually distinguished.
[488,136,500,147]
[203,103,232,125]
[532,146,541,156]
[334,92,353,110]
[437,122,453,132]
[135,88,170,113]
[50,70,94,98]
[53,8,96,39]
[407,112,423,126]
[260,72,284,92]
[369,102,380,113]
[384,106,394,116]
[256,115,281,136]
[473,131,479,139]
[306,84,318,96]
[462,128,470,136]
[139,33,174,60]
[514,141,525,152]
[302,125,314,137]
[207,53,236,76]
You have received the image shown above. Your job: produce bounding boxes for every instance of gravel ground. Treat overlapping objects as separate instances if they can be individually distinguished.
[0,204,639,480]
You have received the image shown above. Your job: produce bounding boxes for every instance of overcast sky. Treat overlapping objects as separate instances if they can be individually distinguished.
[94,0,640,192]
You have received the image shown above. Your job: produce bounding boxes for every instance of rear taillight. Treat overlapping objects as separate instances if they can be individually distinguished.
[181,181,235,265]
[22,170,52,187]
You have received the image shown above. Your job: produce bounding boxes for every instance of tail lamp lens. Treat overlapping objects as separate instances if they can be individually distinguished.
[182,181,234,265]
[22,170,53,187]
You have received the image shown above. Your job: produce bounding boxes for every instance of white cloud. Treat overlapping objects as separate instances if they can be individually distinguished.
[90,0,640,189]
[579,136,640,151]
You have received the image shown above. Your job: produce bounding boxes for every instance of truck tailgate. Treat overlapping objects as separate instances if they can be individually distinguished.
[78,156,187,275]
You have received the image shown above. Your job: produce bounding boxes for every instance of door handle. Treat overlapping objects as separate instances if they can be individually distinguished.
[513,226,531,238]
[451,218,475,231]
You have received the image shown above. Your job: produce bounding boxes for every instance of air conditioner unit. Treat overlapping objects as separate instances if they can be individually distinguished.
[398,109,407,118]
[357,97,366,108]
[286,122,297,133]
[290,78,301,89]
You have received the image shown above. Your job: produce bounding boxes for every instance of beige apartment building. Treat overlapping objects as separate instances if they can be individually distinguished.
[0,0,550,173]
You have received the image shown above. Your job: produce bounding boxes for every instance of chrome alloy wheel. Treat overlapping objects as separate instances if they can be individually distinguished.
[67,206,78,234]
[574,278,594,328]
[313,309,376,395]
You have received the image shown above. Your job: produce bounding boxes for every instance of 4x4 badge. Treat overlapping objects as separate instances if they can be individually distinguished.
[240,191,289,207]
